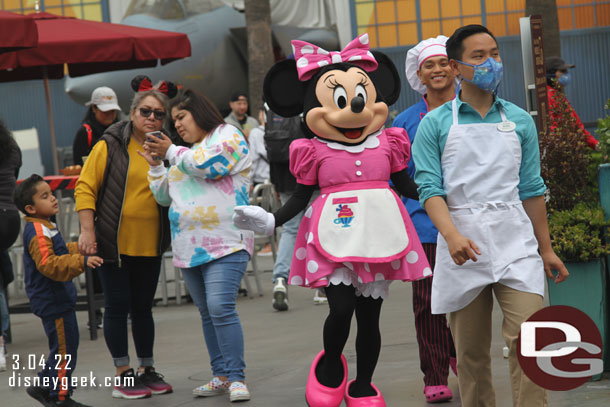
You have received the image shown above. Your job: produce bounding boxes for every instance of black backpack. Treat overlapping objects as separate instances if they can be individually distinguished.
[263,109,305,164]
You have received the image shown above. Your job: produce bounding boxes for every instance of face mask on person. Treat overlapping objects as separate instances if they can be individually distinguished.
[558,72,571,87]
[456,57,503,93]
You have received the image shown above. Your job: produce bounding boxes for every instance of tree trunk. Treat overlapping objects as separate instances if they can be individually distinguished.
[526,0,561,58]
[244,0,274,113]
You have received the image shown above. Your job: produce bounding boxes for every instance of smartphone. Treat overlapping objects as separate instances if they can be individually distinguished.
[145,131,164,142]
[145,131,164,160]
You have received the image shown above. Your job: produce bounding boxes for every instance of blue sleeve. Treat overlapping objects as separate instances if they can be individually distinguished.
[412,115,446,206]
[517,114,547,200]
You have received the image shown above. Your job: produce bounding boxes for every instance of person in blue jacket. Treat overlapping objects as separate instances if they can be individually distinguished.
[392,35,457,404]
[15,175,103,407]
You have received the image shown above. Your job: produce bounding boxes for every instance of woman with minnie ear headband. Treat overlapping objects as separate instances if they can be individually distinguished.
[141,89,254,402]
[74,75,175,400]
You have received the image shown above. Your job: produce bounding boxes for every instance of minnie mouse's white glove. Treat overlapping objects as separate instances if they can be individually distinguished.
[232,205,275,236]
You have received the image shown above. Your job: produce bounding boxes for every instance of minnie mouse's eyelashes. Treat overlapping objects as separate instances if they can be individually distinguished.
[333,87,347,109]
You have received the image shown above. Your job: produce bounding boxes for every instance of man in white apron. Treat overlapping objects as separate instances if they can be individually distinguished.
[392,36,457,403]
[412,25,569,407]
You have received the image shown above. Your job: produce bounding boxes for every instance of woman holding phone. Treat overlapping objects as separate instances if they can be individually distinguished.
[140,89,254,402]
[74,76,174,400]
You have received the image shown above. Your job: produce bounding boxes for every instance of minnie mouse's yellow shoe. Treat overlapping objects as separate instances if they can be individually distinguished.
[305,350,347,407]
[344,380,386,407]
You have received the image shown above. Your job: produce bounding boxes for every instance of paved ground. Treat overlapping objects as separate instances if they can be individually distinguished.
[2,256,609,406]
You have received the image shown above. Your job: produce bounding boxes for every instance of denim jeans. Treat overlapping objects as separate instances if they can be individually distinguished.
[272,192,318,283]
[97,255,161,368]
[181,250,249,382]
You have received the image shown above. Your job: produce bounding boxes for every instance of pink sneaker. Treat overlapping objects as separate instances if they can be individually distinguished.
[137,367,173,395]
[112,369,151,399]
[344,380,386,407]
[305,350,347,407]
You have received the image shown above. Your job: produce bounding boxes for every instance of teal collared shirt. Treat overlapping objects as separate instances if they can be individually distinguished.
[412,93,546,206]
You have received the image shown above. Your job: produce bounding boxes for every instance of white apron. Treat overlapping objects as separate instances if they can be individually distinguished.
[431,99,545,314]
[316,186,410,262]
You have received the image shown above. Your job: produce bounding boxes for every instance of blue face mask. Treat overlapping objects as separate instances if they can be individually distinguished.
[456,57,503,93]
[558,72,571,87]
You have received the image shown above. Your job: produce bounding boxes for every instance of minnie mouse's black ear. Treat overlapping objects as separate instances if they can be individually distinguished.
[165,81,178,98]
[263,59,305,117]
[368,51,401,105]
[131,75,152,92]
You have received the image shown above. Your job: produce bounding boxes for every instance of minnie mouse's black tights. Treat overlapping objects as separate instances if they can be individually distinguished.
[315,283,383,398]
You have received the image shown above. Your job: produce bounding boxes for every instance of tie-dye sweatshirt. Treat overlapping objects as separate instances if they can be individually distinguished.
[148,124,254,268]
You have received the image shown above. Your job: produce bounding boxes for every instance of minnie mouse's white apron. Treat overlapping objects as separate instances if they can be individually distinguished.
[431,99,545,315]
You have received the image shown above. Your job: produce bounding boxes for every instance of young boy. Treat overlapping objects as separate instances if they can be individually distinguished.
[412,25,569,406]
[13,174,102,407]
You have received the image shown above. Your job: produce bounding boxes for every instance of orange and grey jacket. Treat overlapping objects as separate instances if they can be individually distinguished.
[22,217,86,318]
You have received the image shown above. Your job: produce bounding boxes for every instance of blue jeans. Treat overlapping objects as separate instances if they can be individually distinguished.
[0,288,9,338]
[181,250,249,382]
[272,192,317,283]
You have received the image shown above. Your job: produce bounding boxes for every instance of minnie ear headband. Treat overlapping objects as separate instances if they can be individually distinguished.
[131,75,178,98]
[291,33,378,81]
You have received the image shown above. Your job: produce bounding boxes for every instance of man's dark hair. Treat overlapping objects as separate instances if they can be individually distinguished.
[446,24,498,61]
[13,174,45,215]
[230,92,247,102]
[170,89,225,134]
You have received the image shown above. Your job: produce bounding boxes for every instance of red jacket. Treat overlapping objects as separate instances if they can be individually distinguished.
[547,85,598,149]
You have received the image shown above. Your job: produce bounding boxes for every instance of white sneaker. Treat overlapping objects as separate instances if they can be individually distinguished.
[229,381,251,402]
[193,377,230,397]
[272,278,288,311]
[0,337,5,371]
[313,288,328,305]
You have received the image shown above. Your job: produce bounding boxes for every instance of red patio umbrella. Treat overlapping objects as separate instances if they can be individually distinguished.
[0,12,191,174]
[0,11,38,53]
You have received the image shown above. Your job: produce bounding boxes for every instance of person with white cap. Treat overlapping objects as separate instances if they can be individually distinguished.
[412,24,568,407]
[72,86,121,166]
[71,86,121,330]
[392,35,457,404]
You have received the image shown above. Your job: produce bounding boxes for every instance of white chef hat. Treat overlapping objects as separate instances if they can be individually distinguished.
[405,35,449,95]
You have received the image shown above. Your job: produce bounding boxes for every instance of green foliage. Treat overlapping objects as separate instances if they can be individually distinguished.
[548,203,610,263]
[539,89,591,212]
[595,98,610,163]
[541,93,610,264]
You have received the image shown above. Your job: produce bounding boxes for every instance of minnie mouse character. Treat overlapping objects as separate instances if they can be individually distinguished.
[233,34,430,407]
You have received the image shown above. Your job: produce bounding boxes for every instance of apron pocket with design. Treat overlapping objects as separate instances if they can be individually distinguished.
[316,189,409,260]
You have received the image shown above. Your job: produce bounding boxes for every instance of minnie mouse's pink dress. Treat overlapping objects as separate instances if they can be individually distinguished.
[288,128,431,299]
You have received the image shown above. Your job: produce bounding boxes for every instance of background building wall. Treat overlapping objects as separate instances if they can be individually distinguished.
[0,0,608,174]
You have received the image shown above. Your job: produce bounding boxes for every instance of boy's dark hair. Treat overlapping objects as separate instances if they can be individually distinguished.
[446,24,498,61]
[13,174,44,215]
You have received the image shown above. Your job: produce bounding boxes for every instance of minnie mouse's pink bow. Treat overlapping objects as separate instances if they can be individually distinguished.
[291,34,378,81]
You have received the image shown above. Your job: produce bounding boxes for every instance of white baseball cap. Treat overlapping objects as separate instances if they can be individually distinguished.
[86,86,121,112]
[405,36,449,95]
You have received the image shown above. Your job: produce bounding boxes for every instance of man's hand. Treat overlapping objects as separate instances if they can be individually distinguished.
[541,250,569,283]
[87,256,104,269]
[445,231,481,266]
